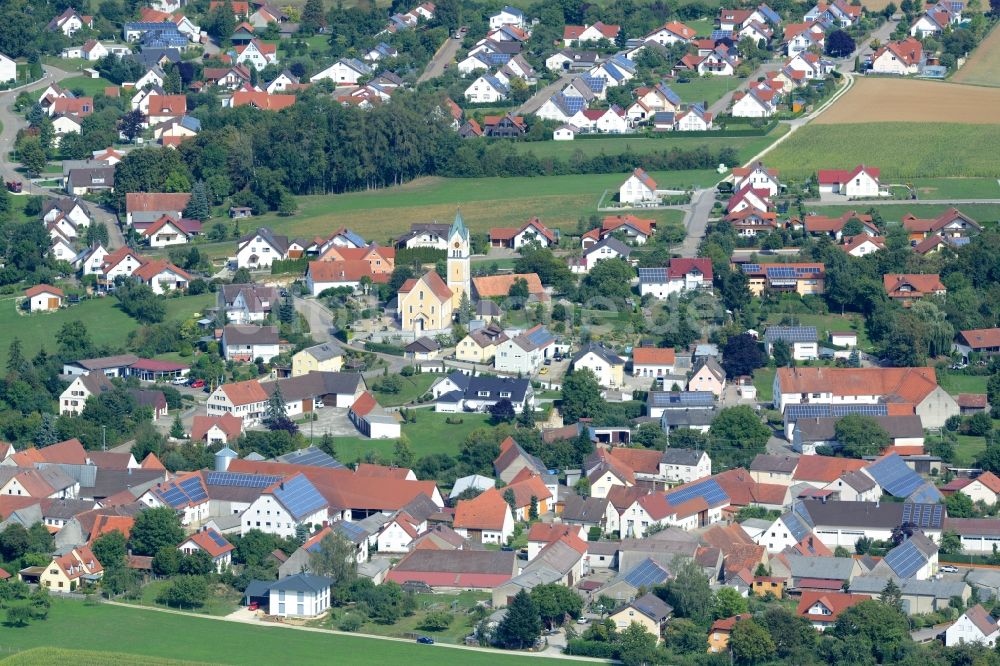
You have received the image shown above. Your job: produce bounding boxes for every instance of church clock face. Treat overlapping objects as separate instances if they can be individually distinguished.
[454,242,461,248]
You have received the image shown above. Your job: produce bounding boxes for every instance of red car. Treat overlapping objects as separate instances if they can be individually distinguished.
[189,379,205,389]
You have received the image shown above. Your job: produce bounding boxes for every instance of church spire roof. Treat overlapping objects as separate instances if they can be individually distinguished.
[449,209,469,242]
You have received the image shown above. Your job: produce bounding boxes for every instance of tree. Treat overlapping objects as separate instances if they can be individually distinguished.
[561,368,604,423]
[496,589,542,649]
[129,507,184,556]
[581,258,634,301]
[842,218,865,237]
[758,607,816,659]
[308,533,357,584]
[879,578,903,612]
[967,411,993,436]
[152,546,181,576]
[529,496,539,520]
[831,599,912,664]
[658,557,712,623]
[708,406,771,468]
[6,605,31,627]
[826,29,857,57]
[0,524,31,561]
[489,398,516,424]
[946,491,975,518]
[665,618,706,653]
[91,530,127,571]
[184,180,211,221]
[771,339,792,368]
[157,575,209,609]
[169,414,185,439]
[730,618,776,665]
[713,586,749,619]
[179,550,215,576]
[34,414,59,447]
[418,610,453,631]
[532,583,583,628]
[508,277,530,308]
[722,334,765,377]
[617,622,658,666]
[18,137,46,176]
[503,487,516,509]
[207,3,237,42]
[300,0,326,33]
[834,414,890,458]
[118,109,144,143]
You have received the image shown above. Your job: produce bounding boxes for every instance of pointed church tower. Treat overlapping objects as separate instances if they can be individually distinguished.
[446,209,471,308]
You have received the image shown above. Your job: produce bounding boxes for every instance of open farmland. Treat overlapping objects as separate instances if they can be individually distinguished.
[244,172,703,244]
[952,24,1000,86]
[0,600,556,666]
[807,203,1000,226]
[764,123,1000,179]
[814,78,1000,124]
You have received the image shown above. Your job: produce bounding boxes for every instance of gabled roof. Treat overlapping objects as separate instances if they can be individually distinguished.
[777,367,942,405]
[572,342,625,368]
[191,414,243,441]
[453,487,510,530]
[796,591,870,623]
[817,165,881,185]
[963,604,1000,637]
[632,347,676,366]
[126,192,191,214]
[883,273,945,297]
[184,528,234,558]
[24,284,64,298]
[472,273,544,299]
[398,270,453,301]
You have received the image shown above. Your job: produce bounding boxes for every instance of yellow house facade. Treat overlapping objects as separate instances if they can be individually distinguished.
[291,343,343,377]
[398,270,455,333]
[456,324,508,364]
[37,546,103,592]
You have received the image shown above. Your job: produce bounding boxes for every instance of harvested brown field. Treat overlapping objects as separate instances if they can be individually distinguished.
[815,77,1000,124]
[952,24,1000,86]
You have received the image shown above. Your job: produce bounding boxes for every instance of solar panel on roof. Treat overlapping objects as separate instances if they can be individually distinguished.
[622,558,669,588]
[272,475,327,521]
[206,472,283,488]
[710,30,734,40]
[741,263,761,273]
[901,502,944,529]
[666,477,727,507]
[638,268,669,283]
[830,404,888,417]
[207,530,229,548]
[784,512,810,542]
[159,484,187,508]
[767,267,796,279]
[525,327,553,346]
[179,476,207,503]
[335,521,368,541]
[907,482,943,504]
[867,454,924,497]
[785,403,888,423]
[883,539,926,579]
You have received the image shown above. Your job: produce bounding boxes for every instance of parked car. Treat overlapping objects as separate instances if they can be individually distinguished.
[189,379,205,389]
[940,565,959,573]
[416,637,435,645]
[172,376,190,385]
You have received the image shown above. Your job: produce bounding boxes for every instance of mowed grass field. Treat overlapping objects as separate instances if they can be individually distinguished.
[0,600,558,666]
[513,125,789,163]
[765,123,1000,179]
[250,171,710,245]
[909,177,1000,199]
[0,293,216,357]
[61,75,115,96]
[814,78,1000,124]
[952,24,1000,87]
[325,412,493,464]
[808,203,1000,226]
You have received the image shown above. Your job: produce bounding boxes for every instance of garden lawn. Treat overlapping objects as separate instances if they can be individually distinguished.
[337,592,489,644]
[61,75,115,96]
[672,75,742,106]
[955,434,988,466]
[0,599,558,665]
[246,171,716,245]
[753,367,776,404]
[374,373,438,406]
[135,580,241,616]
[909,178,1000,199]
[0,293,216,358]
[937,372,988,396]
[327,412,492,463]
[512,125,788,165]
[765,123,1000,180]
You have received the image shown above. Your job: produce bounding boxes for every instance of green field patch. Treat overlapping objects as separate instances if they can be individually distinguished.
[246,171,711,245]
[806,203,1000,227]
[908,178,1000,200]
[955,434,988,466]
[765,313,870,350]
[753,367,776,404]
[61,75,116,96]
[0,293,216,358]
[374,372,438,406]
[327,411,492,463]
[0,599,556,665]
[938,372,988,396]
[766,123,1000,180]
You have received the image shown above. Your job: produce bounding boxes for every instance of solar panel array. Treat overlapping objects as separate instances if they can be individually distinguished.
[638,268,668,283]
[277,447,344,469]
[666,477,727,507]
[272,475,327,521]
[866,454,925,497]
[557,94,586,114]
[882,538,927,579]
[157,482,190,509]
[180,476,207,502]
[207,530,230,548]
[741,263,762,274]
[784,511,811,542]
[525,327,554,347]
[622,558,670,588]
[906,481,943,504]
[649,391,715,407]
[205,472,282,488]
[582,76,605,92]
[784,403,888,423]
[792,501,815,528]
[335,521,368,542]
[764,326,818,343]
[902,502,944,529]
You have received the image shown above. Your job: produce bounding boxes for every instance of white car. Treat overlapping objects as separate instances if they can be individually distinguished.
[939,565,959,573]
[171,376,189,385]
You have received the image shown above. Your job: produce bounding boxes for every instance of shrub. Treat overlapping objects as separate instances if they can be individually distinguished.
[418,610,453,631]
[339,613,363,631]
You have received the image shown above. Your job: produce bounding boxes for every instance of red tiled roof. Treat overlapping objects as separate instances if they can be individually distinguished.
[602,214,655,236]
[308,260,389,284]
[219,379,268,406]
[797,591,870,623]
[356,463,412,479]
[472,273,544,298]
[817,165,880,185]
[959,328,1000,350]
[126,193,191,214]
[350,391,378,418]
[668,257,712,280]
[132,259,192,283]
[632,347,676,366]
[607,447,662,475]
[141,453,166,470]
[24,284,64,298]
[231,91,296,110]
[454,488,510,530]
[957,393,988,409]
[190,414,243,441]
[184,528,234,558]
[398,270,453,300]
[883,273,945,298]
[147,95,187,117]
[777,367,940,406]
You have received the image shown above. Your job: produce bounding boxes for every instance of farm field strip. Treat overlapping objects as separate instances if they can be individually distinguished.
[813,78,1000,124]
[951,23,1000,87]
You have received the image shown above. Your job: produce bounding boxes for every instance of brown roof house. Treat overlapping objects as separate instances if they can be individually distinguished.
[452,487,514,545]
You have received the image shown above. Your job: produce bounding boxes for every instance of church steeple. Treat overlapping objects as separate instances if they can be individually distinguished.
[449,209,469,243]
[446,208,470,308]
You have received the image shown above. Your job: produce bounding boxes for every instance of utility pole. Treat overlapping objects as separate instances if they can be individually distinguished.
[101,425,106,452]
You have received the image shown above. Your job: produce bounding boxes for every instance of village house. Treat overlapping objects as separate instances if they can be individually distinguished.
[796,591,871,631]
[883,273,946,305]
[241,474,329,538]
[688,357,726,396]
[817,165,884,198]
[190,414,243,445]
[632,347,676,378]
[619,168,658,205]
[207,379,270,425]
[563,22,621,46]
[871,37,923,75]
[292,343,343,377]
[178,528,234,572]
[236,228,290,269]
[24,284,64,312]
[349,391,401,439]
[489,217,558,249]
[494,324,555,375]
[571,343,625,388]
[946,605,1000,647]
[763,326,819,360]
[58,372,113,416]
[30,546,103,592]
[453,488,515,544]
[740,263,826,297]
[456,323,508,363]
[638,258,712,299]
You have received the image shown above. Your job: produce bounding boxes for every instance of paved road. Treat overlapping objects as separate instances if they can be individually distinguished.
[516,72,573,115]
[676,188,718,258]
[0,64,126,249]
[418,34,464,83]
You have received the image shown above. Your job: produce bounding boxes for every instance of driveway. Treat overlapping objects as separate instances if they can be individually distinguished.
[516,73,573,115]
[418,34,464,83]
[676,188,717,258]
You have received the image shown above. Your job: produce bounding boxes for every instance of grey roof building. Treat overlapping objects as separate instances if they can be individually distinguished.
[572,342,625,367]
[763,326,818,344]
